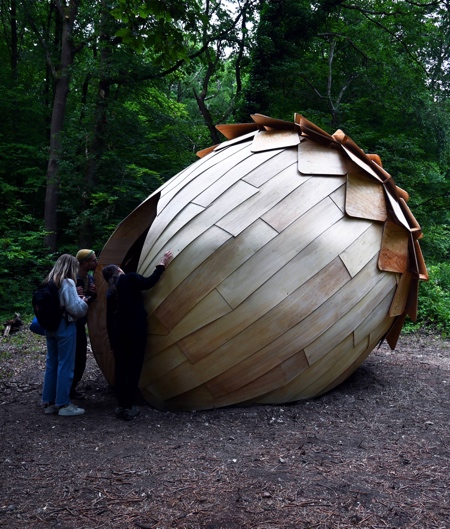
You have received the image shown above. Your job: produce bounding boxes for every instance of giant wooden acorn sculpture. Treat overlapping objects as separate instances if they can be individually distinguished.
[88,113,428,411]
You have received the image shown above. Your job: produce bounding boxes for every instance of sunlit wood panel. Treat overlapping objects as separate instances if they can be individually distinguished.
[251,129,300,152]
[261,177,345,232]
[298,138,347,175]
[346,169,387,221]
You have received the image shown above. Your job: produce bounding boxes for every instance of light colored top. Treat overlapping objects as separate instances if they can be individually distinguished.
[59,278,88,322]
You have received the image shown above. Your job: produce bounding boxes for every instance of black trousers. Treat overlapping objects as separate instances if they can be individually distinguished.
[71,321,87,392]
[114,321,147,409]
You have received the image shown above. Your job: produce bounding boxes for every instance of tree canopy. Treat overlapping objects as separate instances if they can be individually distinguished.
[1,0,449,330]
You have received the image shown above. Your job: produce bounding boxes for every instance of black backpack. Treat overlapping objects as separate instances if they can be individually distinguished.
[32,280,64,331]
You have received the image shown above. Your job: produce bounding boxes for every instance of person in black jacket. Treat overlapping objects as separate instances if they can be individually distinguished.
[102,250,173,420]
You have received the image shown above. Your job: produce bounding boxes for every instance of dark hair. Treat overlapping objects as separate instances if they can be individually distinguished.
[102,264,120,283]
[103,265,121,313]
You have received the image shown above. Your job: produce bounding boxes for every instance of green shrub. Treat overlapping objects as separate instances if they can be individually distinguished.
[404,262,450,336]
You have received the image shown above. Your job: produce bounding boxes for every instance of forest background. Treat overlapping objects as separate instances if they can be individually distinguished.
[1,0,449,334]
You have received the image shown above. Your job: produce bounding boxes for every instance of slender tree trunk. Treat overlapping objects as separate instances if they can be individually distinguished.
[193,52,222,146]
[10,0,18,82]
[44,0,80,251]
[79,0,111,247]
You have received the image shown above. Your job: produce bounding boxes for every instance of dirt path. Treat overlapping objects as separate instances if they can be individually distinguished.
[1,330,449,529]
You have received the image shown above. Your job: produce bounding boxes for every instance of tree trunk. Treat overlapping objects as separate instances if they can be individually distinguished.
[44,0,80,251]
[79,0,112,248]
[10,0,18,82]
[193,53,222,146]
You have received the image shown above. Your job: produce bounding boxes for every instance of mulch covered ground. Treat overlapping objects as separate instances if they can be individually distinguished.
[0,327,449,529]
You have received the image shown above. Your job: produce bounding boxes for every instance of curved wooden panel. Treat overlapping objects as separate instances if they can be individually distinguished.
[88,193,161,385]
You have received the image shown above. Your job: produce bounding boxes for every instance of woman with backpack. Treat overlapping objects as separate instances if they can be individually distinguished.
[102,250,173,421]
[40,254,89,416]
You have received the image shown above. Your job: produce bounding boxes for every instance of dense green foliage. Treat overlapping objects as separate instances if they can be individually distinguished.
[0,0,449,334]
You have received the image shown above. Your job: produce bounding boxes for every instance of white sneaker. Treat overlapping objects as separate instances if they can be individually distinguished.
[58,403,85,416]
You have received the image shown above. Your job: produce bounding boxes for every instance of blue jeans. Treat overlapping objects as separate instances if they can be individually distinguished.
[42,317,77,407]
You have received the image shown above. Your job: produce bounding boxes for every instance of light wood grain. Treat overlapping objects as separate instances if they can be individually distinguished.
[148,258,350,400]
[218,196,344,308]
[148,289,233,354]
[251,129,300,152]
[340,222,383,278]
[298,138,347,175]
[214,130,257,152]
[194,148,284,207]
[181,216,371,362]
[304,273,396,365]
[160,141,250,211]
[147,142,253,243]
[261,177,345,232]
[140,343,187,388]
[153,219,277,329]
[345,170,387,221]
[212,352,309,409]
[97,193,160,265]
[145,225,232,316]
[243,148,299,187]
[316,316,393,397]
[330,184,346,212]
[164,384,217,412]
[215,161,302,237]
[156,252,387,403]
[137,203,204,272]
[140,179,259,275]
[288,335,364,402]
[204,261,349,395]
[353,288,395,345]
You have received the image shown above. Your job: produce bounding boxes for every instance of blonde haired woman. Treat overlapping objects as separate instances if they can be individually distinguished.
[41,254,88,416]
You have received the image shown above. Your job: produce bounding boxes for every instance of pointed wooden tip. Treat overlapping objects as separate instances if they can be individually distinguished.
[367,154,383,167]
[216,123,259,140]
[196,144,218,158]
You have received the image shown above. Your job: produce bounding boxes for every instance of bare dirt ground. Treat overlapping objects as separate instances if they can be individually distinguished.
[1,327,449,529]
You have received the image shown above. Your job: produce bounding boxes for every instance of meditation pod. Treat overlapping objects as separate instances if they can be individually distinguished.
[89,113,428,411]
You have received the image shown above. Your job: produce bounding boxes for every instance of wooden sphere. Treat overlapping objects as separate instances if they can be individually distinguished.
[88,114,427,411]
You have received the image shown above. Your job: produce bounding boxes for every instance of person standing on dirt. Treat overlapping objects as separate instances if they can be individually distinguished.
[102,250,173,421]
[41,254,89,417]
[70,249,98,400]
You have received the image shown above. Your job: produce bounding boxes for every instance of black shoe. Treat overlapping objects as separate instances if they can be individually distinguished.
[70,389,85,400]
[115,407,125,419]
[124,406,140,421]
